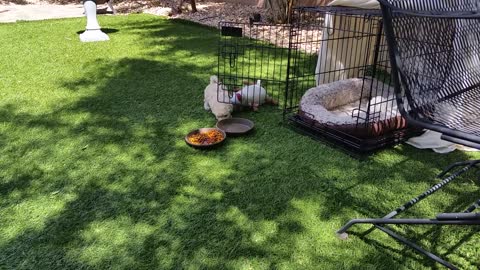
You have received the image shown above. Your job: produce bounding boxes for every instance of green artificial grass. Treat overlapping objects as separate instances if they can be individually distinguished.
[0,15,479,270]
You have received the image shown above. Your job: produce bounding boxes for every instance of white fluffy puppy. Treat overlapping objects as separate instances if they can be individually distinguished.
[204,76,233,120]
[230,80,270,111]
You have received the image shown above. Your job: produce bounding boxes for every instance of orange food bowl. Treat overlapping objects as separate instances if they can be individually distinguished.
[185,128,226,149]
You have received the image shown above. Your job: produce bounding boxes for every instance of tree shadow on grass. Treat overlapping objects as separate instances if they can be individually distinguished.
[1,16,479,270]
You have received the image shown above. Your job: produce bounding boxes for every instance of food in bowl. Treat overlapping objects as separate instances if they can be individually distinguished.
[187,129,225,145]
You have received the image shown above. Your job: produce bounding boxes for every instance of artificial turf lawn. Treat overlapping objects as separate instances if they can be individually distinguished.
[0,14,479,270]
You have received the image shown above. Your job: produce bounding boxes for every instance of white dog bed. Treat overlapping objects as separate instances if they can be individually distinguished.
[299,78,408,138]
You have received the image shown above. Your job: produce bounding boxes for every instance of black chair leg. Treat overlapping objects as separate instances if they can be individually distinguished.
[438,160,480,178]
[337,160,480,269]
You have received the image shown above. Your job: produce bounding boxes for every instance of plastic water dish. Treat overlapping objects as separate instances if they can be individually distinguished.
[185,128,226,149]
[216,118,254,135]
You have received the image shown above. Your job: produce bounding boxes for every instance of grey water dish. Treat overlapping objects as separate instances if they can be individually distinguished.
[216,118,254,135]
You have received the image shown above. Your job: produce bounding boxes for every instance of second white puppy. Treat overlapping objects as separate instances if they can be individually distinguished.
[230,80,275,111]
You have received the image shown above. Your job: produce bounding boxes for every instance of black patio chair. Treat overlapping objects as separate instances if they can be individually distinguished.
[337,1,480,269]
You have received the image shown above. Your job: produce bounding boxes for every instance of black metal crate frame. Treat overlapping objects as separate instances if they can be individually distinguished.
[286,6,417,153]
[217,6,418,153]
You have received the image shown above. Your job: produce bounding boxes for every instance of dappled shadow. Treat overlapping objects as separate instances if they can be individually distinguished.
[0,15,479,270]
[76,28,119,35]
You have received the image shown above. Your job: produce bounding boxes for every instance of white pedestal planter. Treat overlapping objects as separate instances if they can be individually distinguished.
[80,0,109,42]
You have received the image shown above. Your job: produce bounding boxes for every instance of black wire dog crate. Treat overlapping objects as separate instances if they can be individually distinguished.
[218,6,417,153]
[287,6,418,152]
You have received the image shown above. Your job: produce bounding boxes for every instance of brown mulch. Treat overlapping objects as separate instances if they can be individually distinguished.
[170,2,267,27]
[1,0,30,4]
[138,0,268,26]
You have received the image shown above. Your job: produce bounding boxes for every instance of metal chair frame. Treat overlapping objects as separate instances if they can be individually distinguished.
[337,1,480,269]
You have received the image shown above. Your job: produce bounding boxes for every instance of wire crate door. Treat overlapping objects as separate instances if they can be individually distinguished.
[217,22,291,106]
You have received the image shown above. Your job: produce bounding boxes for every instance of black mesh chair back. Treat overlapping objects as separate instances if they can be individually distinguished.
[337,3,480,268]
[379,0,480,149]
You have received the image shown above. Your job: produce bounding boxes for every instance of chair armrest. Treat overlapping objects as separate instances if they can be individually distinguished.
[436,212,480,220]
[440,135,480,150]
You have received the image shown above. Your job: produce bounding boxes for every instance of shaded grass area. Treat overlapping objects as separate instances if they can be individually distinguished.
[0,15,479,269]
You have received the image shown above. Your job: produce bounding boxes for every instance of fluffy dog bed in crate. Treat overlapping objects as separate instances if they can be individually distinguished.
[299,78,407,138]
